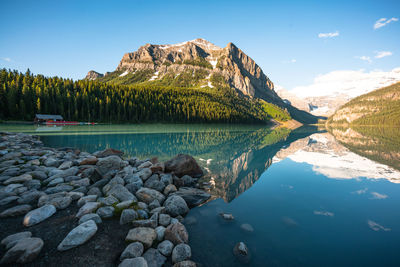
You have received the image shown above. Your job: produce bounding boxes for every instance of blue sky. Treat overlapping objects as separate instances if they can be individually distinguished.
[1,0,399,90]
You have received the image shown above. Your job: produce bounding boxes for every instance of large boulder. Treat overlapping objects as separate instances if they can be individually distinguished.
[173,187,211,208]
[106,184,135,202]
[172,244,191,263]
[57,220,98,251]
[163,195,189,217]
[136,188,165,205]
[143,248,167,267]
[164,154,203,178]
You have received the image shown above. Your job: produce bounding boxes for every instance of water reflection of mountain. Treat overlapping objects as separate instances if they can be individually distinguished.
[275,129,400,183]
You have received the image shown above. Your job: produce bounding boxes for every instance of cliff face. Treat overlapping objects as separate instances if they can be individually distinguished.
[113,39,276,99]
[85,70,103,80]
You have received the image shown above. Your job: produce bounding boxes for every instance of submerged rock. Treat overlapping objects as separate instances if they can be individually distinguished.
[240,223,254,232]
[233,242,251,263]
[173,187,211,208]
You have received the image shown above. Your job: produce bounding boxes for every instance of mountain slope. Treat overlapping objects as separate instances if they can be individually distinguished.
[86,39,320,124]
[328,81,400,126]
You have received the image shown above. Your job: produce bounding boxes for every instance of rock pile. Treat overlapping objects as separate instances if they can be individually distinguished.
[0,132,211,266]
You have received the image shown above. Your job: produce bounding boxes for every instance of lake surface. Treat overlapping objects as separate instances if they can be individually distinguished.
[1,123,399,266]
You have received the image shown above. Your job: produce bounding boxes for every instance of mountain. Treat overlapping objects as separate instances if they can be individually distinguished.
[328,81,400,126]
[86,39,320,124]
[276,68,400,116]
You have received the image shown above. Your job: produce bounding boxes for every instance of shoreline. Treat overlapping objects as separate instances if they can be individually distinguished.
[0,131,211,266]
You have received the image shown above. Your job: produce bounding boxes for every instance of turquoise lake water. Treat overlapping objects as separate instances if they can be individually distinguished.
[1,124,399,266]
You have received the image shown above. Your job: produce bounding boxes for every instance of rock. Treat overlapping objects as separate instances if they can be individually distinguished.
[77,195,98,207]
[150,162,165,173]
[136,168,152,181]
[102,176,124,194]
[155,226,165,241]
[76,202,101,218]
[70,178,90,187]
[1,232,32,250]
[0,204,32,218]
[163,195,189,217]
[0,195,19,205]
[136,187,165,205]
[98,195,119,206]
[164,154,203,178]
[58,161,73,170]
[138,161,152,170]
[23,204,56,226]
[159,214,171,227]
[68,191,84,201]
[116,200,134,210]
[79,213,102,225]
[120,242,144,260]
[96,155,122,175]
[57,220,98,251]
[93,148,123,158]
[88,168,103,183]
[0,237,43,264]
[24,179,41,190]
[144,175,165,192]
[173,260,197,267]
[160,173,173,186]
[45,184,74,194]
[38,193,72,210]
[143,248,167,267]
[80,157,98,165]
[107,184,136,202]
[2,183,23,193]
[3,174,32,185]
[164,222,188,245]
[240,223,254,232]
[220,213,234,220]
[181,175,195,186]
[29,171,47,180]
[163,184,177,196]
[96,206,115,219]
[87,187,102,197]
[44,157,60,167]
[149,199,161,210]
[47,177,64,186]
[120,209,138,225]
[172,243,191,263]
[173,187,210,208]
[233,242,250,263]
[157,240,174,257]
[132,213,158,228]
[125,227,156,249]
[137,209,149,219]
[119,257,148,267]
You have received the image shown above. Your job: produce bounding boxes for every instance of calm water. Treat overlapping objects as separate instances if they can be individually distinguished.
[1,124,399,266]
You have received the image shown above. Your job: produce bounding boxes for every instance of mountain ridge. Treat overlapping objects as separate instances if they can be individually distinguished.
[86,38,320,124]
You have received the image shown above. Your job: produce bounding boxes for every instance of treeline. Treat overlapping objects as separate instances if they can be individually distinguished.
[0,69,289,123]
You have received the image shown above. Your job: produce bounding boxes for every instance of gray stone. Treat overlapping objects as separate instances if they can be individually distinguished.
[29,171,47,181]
[57,220,98,251]
[138,161,152,170]
[98,195,119,206]
[120,242,144,260]
[164,154,203,178]
[1,231,32,250]
[149,199,161,210]
[136,168,152,181]
[233,241,250,263]
[136,188,165,205]
[163,184,177,196]
[155,226,165,241]
[76,202,101,218]
[137,209,149,219]
[163,195,189,217]
[79,213,102,225]
[47,177,64,186]
[38,193,72,210]
[115,200,134,210]
[44,184,74,194]
[102,176,124,194]
[119,257,148,267]
[172,244,191,263]
[68,191,84,201]
[143,248,167,267]
[125,227,156,249]
[220,213,234,220]
[165,222,189,245]
[77,195,98,207]
[173,260,197,267]
[44,157,60,167]
[58,161,73,170]
[24,179,41,190]
[144,174,165,192]
[70,178,90,187]
[3,174,32,185]
[132,213,158,228]
[157,240,174,257]
[0,237,43,264]
[0,204,32,218]
[96,206,115,219]
[120,209,137,225]
[23,204,56,226]
[159,214,171,227]
[107,184,136,202]
[0,195,19,205]
[87,187,102,197]
[2,183,23,193]
[160,173,173,186]
[181,175,195,186]
[96,155,122,175]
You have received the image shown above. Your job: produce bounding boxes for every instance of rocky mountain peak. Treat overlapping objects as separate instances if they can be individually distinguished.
[85,70,104,80]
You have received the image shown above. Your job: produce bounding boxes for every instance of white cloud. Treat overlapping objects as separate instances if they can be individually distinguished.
[291,59,296,63]
[318,31,339,38]
[375,51,392,58]
[356,56,372,63]
[353,188,368,195]
[370,192,388,199]
[1,57,11,62]
[374,17,398,29]
[290,67,400,98]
